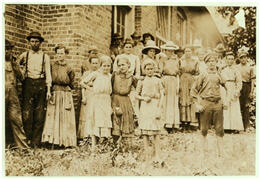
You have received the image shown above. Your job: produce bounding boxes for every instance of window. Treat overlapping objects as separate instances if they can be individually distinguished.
[112,6,133,39]
[177,7,187,46]
[156,6,169,46]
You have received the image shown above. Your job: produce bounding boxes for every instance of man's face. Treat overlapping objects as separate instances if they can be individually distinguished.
[29,38,41,51]
[240,56,247,65]
[206,58,217,70]
[226,55,234,66]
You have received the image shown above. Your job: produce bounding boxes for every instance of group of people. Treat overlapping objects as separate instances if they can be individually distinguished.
[5,30,255,161]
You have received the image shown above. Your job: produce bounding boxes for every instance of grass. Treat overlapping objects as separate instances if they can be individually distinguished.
[5,130,255,176]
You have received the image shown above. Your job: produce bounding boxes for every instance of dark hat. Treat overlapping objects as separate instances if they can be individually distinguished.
[5,39,14,48]
[112,33,123,40]
[142,33,154,41]
[142,40,160,55]
[26,32,44,42]
[131,31,141,39]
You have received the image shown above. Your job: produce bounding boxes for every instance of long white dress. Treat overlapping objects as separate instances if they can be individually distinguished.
[221,65,244,130]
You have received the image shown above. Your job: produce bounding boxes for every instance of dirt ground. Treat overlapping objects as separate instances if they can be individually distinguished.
[5,129,256,176]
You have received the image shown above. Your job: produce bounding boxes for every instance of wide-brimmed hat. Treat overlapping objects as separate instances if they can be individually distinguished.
[26,31,44,42]
[112,33,123,40]
[142,33,154,41]
[131,31,141,39]
[5,40,14,48]
[160,41,179,50]
[142,40,161,55]
[214,43,226,53]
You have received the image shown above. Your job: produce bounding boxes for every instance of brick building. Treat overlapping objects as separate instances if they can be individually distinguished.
[4,4,223,116]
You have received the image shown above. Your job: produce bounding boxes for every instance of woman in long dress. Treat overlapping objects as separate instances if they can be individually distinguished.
[42,45,76,147]
[161,41,180,130]
[221,52,244,132]
[179,47,199,131]
[78,56,100,140]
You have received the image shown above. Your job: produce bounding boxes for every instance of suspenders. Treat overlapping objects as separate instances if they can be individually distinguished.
[25,51,45,79]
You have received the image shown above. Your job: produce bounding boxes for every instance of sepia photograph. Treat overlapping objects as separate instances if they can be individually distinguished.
[2,0,257,177]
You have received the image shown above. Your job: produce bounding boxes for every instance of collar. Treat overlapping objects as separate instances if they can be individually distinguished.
[29,49,43,54]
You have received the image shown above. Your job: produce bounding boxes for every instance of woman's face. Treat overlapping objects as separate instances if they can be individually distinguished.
[56,48,65,60]
[147,49,156,58]
[165,49,173,57]
[101,62,111,74]
[145,64,155,77]
[123,44,132,54]
[90,58,100,71]
[118,59,129,74]
[144,36,152,44]
[226,55,234,66]
[185,48,192,58]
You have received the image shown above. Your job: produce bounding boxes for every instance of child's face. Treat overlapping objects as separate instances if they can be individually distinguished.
[101,62,111,74]
[147,49,156,58]
[56,48,66,60]
[240,56,247,65]
[206,58,217,70]
[90,58,100,71]
[123,44,132,54]
[198,51,205,61]
[145,64,155,77]
[118,60,129,74]
[226,55,234,66]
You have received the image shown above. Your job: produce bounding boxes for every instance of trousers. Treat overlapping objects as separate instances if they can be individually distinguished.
[22,78,46,146]
[5,86,29,149]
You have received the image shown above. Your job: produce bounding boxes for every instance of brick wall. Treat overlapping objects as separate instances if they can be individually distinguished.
[4,4,112,121]
[4,4,43,57]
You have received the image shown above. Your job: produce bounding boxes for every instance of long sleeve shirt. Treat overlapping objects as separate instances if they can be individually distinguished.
[16,49,52,87]
[190,70,225,101]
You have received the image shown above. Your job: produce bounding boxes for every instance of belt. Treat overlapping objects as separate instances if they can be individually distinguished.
[201,97,220,103]
[226,80,235,82]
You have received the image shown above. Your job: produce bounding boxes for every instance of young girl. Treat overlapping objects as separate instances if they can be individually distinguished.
[81,55,113,150]
[111,55,137,146]
[179,47,200,131]
[136,58,164,162]
[78,56,101,140]
[42,44,76,148]
[221,52,244,132]
[113,38,141,119]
